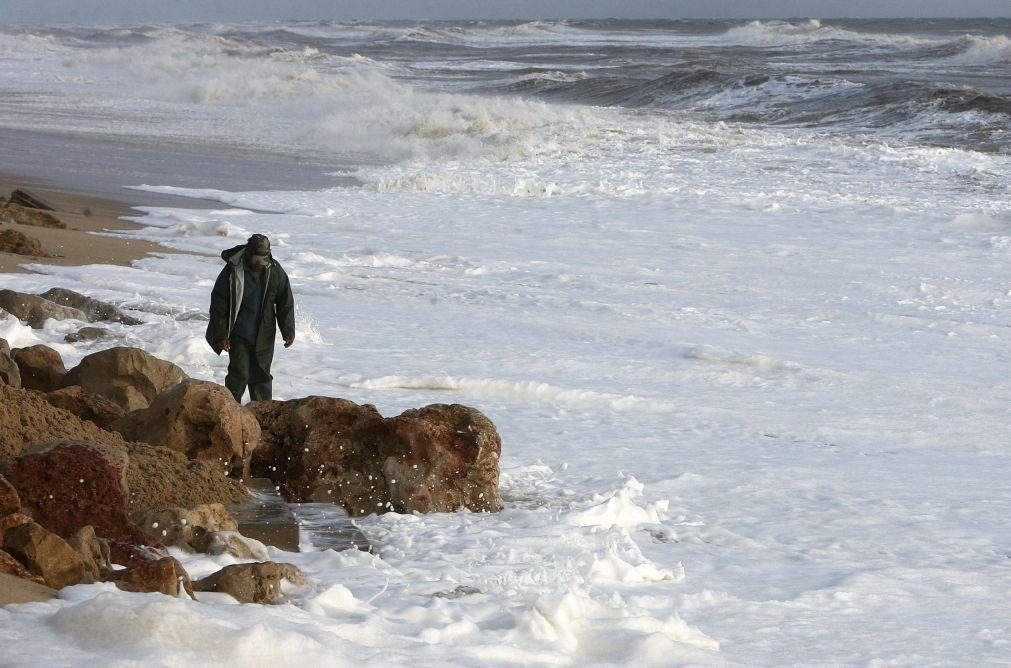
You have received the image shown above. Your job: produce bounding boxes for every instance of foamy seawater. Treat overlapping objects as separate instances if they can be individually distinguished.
[0,19,1010,666]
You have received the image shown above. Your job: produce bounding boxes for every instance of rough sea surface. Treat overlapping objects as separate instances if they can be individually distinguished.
[0,19,1009,666]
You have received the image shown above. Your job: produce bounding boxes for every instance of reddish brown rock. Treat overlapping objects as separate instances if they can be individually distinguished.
[40,288,142,326]
[112,379,259,478]
[13,344,67,392]
[249,398,503,516]
[0,548,47,585]
[0,337,20,388]
[0,229,47,257]
[249,397,386,511]
[193,561,306,604]
[111,556,194,598]
[5,440,161,565]
[0,474,20,517]
[3,521,95,589]
[133,504,238,549]
[382,404,504,514]
[0,290,85,328]
[43,385,126,430]
[59,346,188,412]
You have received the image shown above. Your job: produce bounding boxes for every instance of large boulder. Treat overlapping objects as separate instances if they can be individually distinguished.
[382,404,504,514]
[0,290,84,328]
[133,504,238,549]
[0,337,20,388]
[110,556,194,599]
[249,398,503,516]
[193,561,306,604]
[59,347,187,412]
[40,288,142,326]
[13,344,66,392]
[43,385,126,430]
[112,380,259,478]
[2,521,95,589]
[249,397,386,512]
[5,440,161,565]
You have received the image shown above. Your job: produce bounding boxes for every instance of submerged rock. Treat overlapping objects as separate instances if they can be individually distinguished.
[133,503,238,549]
[40,288,142,326]
[193,561,306,604]
[0,290,84,328]
[110,556,194,599]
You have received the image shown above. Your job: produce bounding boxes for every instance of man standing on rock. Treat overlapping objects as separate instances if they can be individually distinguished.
[206,233,295,402]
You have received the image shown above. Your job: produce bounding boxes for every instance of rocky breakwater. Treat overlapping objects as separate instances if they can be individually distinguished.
[0,286,506,607]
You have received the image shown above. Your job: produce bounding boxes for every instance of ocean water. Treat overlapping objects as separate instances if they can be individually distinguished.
[0,19,1010,666]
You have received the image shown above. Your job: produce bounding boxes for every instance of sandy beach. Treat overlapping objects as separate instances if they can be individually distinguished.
[0,178,171,274]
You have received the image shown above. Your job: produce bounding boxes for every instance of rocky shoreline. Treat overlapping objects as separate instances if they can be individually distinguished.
[1,287,504,606]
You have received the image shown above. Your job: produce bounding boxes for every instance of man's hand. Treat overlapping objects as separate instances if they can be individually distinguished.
[284,334,295,348]
[218,339,231,352]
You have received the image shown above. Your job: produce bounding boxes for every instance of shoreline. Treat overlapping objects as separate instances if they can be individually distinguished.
[0,128,355,275]
[0,178,173,275]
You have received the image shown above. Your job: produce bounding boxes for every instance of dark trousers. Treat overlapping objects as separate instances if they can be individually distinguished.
[225,336,273,402]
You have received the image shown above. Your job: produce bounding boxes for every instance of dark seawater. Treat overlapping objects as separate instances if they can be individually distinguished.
[2,18,1009,153]
[212,18,1010,153]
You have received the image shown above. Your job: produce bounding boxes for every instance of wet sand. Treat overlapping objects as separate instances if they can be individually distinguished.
[0,179,172,274]
[0,129,355,275]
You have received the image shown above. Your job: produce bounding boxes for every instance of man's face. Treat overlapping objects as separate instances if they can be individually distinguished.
[246,250,270,270]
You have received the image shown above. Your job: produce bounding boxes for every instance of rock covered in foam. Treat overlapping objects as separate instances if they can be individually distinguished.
[0,289,83,328]
[194,561,306,604]
[111,379,259,478]
[39,288,142,326]
[110,556,194,599]
[133,503,238,549]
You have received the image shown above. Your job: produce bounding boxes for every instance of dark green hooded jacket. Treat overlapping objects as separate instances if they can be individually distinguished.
[205,244,295,355]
